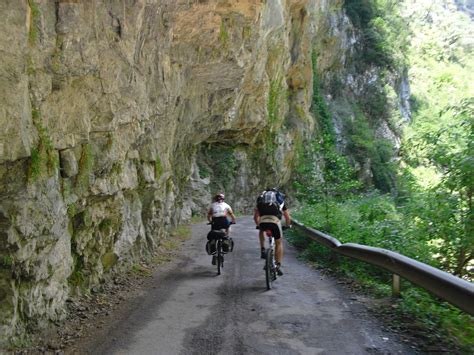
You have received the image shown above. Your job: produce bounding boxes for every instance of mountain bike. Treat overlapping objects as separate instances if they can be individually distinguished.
[207,222,234,275]
[257,225,289,290]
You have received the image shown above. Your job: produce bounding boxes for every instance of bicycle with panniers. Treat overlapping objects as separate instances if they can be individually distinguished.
[205,222,234,275]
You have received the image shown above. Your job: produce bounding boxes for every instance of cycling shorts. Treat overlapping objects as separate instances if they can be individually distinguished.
[259,215,283,240]
[211,216,230,231]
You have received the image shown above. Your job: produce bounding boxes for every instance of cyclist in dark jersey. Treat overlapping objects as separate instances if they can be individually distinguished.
[253,188,291,276]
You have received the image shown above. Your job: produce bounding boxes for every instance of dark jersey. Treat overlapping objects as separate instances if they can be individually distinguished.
[256,190,287,217]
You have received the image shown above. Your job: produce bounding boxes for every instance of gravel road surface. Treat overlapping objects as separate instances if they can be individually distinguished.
[82,217,414,355]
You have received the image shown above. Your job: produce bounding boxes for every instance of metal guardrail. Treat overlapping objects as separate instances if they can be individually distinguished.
[292,220,474,315]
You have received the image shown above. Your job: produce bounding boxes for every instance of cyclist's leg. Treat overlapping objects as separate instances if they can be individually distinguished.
[259,216,280,257]
[275,238,283,265]
[271,222,283,268]
[259,222,275,258]
[259,230,264,249]
[225,217,231,236]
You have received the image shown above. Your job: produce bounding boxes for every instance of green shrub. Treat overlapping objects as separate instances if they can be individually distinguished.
[219,18,229,45]
[28,0,40,45]
[68,254,85,287]
[311,51,335,144]
[343,0,400,69]
[200,144,238,193]
[155,157,163,179]
[290,191,473,351]
[0,256,13,268]
[344,111,396,192]
[28,110,59,182]
[268,77,285,125]
[75,144,94,192]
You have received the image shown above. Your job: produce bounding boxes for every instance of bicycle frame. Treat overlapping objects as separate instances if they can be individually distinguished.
[258,223,289,289]
[263,229,277,290]
[265,230,275,249]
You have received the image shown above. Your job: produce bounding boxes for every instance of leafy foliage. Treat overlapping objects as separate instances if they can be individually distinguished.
[402,99,474,277]
[344,0,408,69]
[400,0,474,278]
[290,191,473,351]
[293,52,361,220]
[199,144,238,194]
[291,3,473,348]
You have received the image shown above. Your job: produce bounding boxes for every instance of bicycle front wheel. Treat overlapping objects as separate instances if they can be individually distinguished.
[265,249,274,290]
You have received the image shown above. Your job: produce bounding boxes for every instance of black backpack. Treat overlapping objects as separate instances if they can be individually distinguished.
[257,190,282,218]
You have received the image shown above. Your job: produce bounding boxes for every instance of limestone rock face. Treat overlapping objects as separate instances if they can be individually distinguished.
[0,0,407,344]
[0,0,319,342]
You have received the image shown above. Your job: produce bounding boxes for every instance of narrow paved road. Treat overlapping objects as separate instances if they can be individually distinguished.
[84,217,414,354]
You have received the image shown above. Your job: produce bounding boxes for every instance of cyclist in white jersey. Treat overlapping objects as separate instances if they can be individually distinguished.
[207,193,236,234]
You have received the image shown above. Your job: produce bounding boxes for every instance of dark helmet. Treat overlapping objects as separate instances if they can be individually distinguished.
[214,193,225,202]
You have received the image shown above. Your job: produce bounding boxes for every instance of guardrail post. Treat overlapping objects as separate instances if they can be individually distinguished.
[392,274,400,297]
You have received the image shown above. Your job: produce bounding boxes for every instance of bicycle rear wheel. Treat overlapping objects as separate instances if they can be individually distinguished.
[265,249,274,290]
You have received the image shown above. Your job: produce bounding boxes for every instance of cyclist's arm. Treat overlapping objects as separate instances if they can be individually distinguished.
[253,208,260,225]
[227,208,236,224]
[207,208,213,222]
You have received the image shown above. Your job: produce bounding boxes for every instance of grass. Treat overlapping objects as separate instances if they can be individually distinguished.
[169,225,191,241]
[219,18,229,45]
[155,156,163,179]
[28,109,59,182]
[6,336,33,351]
[28,0,40,45]
[0,256,13,268]
[268,77,284,125]
[131,264,152,277]
[191,215,206,223]
[29,148,41,181]
[74,144,93,192]
[66,203,77,218]
[68,261,85,287]
[152,225,192,265]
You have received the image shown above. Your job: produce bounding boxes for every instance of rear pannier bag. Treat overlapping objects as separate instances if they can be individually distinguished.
[206,230,228,255]
[222,237,234,253]
[205,240,216,255]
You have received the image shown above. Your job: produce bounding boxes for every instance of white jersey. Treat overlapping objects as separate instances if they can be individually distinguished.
[209,201,232,218]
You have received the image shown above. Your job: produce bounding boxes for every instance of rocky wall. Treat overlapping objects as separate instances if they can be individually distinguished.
[0,0,410,344]
[0,0,319,344]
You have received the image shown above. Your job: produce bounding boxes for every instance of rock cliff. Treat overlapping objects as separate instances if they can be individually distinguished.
[0,0,406,344]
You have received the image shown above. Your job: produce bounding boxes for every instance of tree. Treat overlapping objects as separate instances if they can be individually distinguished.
[419,98,474,276]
